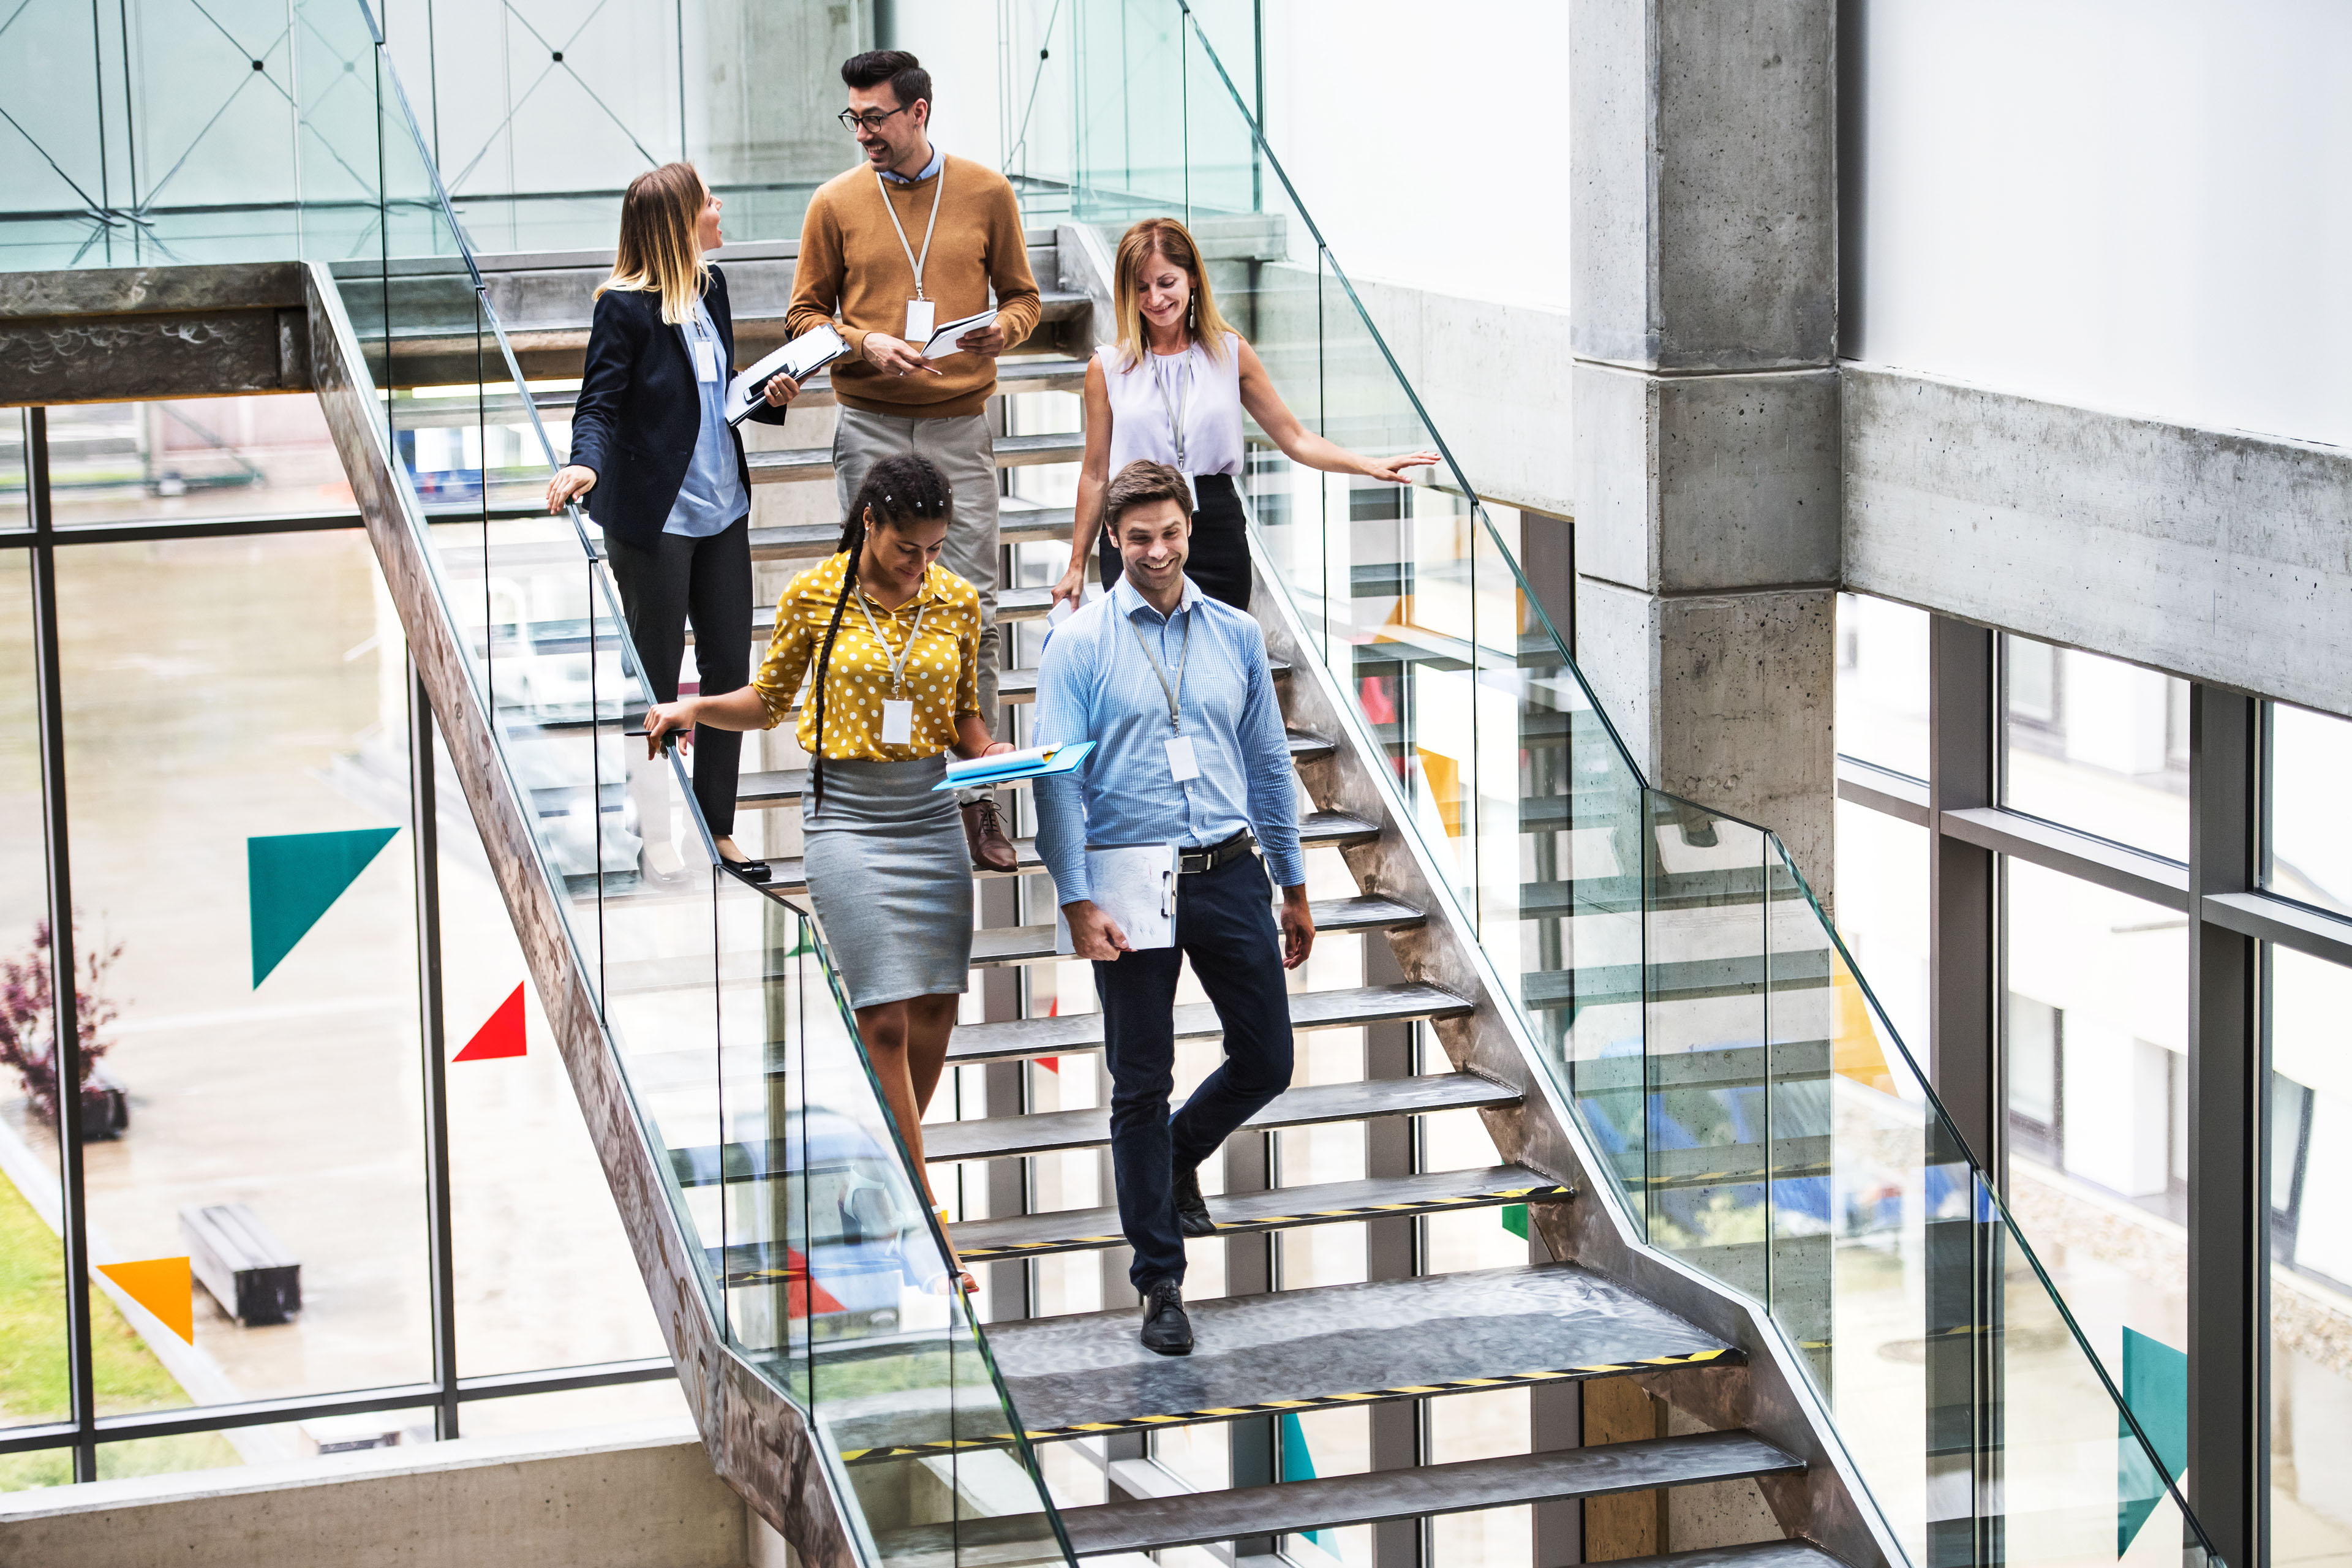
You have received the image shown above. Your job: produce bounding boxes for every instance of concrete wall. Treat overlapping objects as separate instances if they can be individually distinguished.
[0,1419,781,1568]
[1842,364,2352,722]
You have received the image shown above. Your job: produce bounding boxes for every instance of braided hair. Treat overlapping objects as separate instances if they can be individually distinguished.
[809,453,956,815]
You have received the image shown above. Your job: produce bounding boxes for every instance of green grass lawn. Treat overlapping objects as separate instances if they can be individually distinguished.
[0,1166,239,1488]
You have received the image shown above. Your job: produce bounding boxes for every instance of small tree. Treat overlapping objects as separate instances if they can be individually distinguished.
[0,919,124,1125]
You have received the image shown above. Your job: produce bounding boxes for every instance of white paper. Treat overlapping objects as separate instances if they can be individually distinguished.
[724,325,848,425]
[879,699,913,745]
[922,307,999,360]
[904,298,937,347]
[1055,843,1178,954]
[1164,734,1201,782]
[692,338,719,382]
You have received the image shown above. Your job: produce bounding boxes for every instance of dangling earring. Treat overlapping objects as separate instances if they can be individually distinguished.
[1187,298,1196,332]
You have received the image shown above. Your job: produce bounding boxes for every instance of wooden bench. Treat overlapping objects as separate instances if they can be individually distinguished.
[179,1202,301,1325]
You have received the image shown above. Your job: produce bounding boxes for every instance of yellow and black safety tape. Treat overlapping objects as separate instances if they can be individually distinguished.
[833,1347,1740,1464]
[955,1182,1577,1262]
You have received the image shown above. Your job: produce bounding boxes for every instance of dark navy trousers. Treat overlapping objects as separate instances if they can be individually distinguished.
[1095,850,1295,1294]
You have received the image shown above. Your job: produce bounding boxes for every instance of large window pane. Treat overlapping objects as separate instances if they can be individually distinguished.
[2266,701,2352,919]
[1831,798,1929,1053]
[1834,593,1929,780]
[2000,633,2188,861]
[2001,859,2187,1394]
[2268,944,2352,1563]
[45,396,352,532]
[59,530,429,1443]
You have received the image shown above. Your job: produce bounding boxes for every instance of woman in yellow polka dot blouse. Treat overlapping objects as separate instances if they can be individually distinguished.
[644,454,1008,1292]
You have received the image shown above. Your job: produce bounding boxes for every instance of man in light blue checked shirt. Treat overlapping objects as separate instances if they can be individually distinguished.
[1033,461,1314,1356]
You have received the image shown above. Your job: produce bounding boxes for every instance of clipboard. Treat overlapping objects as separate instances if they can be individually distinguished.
[725,325,848,425]
[1054,843,1178,953]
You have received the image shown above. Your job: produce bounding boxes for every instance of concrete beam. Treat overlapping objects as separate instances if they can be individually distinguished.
[0,1419,761,1568]
[1842,364,2352,720]
[1574,361,1839,593]
[1570,0,1838,371]
[1575,578,1837,888]
[0,262,313,405]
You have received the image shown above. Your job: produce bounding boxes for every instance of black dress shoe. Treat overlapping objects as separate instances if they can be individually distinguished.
[721,855,772,883]
[1139,1279,1193,1355]
[1172,1163,1215,1237]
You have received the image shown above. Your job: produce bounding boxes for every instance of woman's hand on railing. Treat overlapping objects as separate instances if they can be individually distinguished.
[1361,450,1443,484]
[642,698,699,757]
[761,372,800,407]
[546,464,598,513]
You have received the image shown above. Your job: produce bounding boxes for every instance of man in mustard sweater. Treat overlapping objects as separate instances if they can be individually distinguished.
[790,50,1041,872]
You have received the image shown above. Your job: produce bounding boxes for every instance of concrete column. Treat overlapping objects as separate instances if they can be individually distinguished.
[1569,0,1841,897]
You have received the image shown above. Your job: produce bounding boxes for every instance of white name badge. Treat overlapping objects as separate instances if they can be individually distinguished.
[903,299,937,347]
[1164,734,1201,782]
[692,339,720,382]
[880,699,914,745]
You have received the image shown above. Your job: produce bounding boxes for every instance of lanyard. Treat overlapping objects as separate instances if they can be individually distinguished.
[1149,348,1191,471]
[854,591,927,696]
[875,161,946,300]
[1126,607,1191,733]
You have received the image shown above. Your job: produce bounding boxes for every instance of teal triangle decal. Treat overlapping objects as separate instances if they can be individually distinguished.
[2117,1326,2188,1555]
[249,827,399,987]
[1278,1412,1337,1553]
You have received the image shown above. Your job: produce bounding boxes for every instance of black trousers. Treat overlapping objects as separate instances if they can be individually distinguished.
[1100,472,1251,611]
[1095,850,1294,1292]
[604,514,752,837]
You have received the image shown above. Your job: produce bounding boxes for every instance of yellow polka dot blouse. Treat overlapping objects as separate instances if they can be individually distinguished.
[753,552,982,761]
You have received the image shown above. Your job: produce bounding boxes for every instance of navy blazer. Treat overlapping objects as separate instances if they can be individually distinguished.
[567,264,787,551]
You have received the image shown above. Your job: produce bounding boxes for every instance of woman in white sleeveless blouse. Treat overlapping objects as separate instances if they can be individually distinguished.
[1050,217,1440,613]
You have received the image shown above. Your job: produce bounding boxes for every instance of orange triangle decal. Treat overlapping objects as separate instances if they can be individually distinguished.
[99,1257,194,1344]
[454,983,527,1061]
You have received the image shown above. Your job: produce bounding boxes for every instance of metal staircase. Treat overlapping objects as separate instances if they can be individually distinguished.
[245,4,2226,1564]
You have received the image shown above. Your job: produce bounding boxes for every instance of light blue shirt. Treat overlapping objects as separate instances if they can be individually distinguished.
[879,143,946,184]
[662,299,747,538]
[1032,575,1304,904]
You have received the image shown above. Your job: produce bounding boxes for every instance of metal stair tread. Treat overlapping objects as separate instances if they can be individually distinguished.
[875,1434,1804,1562]
[665,1072,1515,1186]
[947,1164,1570,1262]
[976,1261,1739,1442]
[738,731,1335,810]
[753,805,1366,891]
[918,1072,1517,1163]
[945,979,1468,1063]
[963,892,1417,970]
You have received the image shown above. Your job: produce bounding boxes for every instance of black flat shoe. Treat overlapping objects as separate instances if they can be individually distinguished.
[721,856,772,883]
[1139,1279,1193,1355]
[1172,1163,1215,1237]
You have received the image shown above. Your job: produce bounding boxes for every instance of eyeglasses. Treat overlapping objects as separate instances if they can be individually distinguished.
[838,104,911,134]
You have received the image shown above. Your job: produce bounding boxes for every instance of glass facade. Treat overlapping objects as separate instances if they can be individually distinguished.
[2268,945,2352,1567]
[1839,589,2352,1568]
[0,407,681,1488]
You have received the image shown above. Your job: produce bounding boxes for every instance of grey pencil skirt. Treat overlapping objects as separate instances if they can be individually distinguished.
[800,755,973,1010]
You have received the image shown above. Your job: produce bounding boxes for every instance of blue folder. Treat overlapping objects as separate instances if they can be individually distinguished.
[929,740,1096,791]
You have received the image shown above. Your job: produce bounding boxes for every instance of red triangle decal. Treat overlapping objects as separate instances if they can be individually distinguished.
[454,983,527,1061]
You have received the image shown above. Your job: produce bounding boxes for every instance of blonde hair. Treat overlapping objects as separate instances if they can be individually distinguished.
[1111,217,1237,372]
[597,163,707,325]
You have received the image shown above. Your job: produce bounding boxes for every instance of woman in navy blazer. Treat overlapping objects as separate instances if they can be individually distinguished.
[548,162,795,877]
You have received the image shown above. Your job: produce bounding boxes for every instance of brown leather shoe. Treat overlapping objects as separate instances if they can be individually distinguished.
[961,797,1018,873]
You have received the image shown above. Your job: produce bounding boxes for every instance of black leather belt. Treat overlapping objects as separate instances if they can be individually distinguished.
[1178,830,1257,876]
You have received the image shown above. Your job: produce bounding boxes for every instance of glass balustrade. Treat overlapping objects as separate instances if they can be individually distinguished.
[1024,4,2225,1565]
